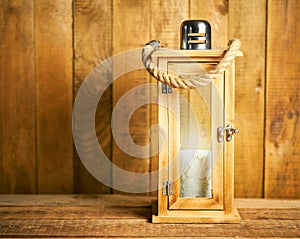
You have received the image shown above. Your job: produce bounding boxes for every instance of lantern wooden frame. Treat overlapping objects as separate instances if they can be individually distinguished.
[151,49,241,223]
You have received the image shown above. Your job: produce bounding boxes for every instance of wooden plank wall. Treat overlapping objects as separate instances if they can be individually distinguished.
[265,0,300,198]
[0,0,36,193]
[228,0,266,197]
[74,0,112,193]
[35,0,74,193]
[112,0,151,195]
[0,0,299,198]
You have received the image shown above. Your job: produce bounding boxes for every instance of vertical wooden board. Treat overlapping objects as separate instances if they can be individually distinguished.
[157,83,169,215]
[224,64,235,214]
[212,72,225,207]
[112,0,151,194]
[74,0,112,193]
[0,0,36,193]
[150,0,189,196]
[150,78,159,196]
[265,0,300,198]
[228,0,266,198]
[151,0,189,49]
[190,0,228,48]
[35,0,73,193]
[168,90,181,206]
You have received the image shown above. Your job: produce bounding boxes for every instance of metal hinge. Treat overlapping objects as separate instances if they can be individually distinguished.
[162,180,173,196]
[162,84,172,94]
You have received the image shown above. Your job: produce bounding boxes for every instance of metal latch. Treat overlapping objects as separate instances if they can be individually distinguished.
[162,180,173,195]
[217,125,239,142]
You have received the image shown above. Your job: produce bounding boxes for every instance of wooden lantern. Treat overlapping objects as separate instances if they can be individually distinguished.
[151,48,242,223]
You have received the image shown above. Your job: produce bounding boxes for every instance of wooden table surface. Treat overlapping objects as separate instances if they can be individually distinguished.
[0,194,299,238]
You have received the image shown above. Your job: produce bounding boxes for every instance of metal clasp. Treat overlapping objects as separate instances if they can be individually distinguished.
[217,125,239,142]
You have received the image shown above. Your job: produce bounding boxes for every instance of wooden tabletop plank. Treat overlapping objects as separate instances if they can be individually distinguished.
[1,218,299,237]
[0,194,151,206]
[235,198,300,209]
[0,194,299,208]
[0,195,299,238]
[0,207,299,221]
[0,206,151,220]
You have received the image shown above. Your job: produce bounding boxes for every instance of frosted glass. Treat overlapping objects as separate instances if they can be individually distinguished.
[180,149,212,198]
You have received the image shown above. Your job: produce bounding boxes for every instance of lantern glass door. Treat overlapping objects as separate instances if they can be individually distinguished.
[167,62,224,210]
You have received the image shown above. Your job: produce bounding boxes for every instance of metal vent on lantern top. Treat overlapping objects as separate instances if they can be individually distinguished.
[180,20,211,50]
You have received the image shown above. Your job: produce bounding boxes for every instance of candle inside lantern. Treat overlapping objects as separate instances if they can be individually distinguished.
[180,149,212,198]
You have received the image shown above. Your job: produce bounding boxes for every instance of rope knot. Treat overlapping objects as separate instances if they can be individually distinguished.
[146,40,161,50]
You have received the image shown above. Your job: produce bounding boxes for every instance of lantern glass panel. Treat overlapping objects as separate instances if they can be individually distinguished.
[179,85,212,198]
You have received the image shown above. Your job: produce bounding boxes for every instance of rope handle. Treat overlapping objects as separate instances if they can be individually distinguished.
[142,39,241,89]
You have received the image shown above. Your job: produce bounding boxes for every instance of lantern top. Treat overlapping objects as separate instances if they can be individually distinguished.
[153,48,243,58]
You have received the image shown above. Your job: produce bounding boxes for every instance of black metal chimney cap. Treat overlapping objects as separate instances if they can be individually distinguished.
[180,20,211,50]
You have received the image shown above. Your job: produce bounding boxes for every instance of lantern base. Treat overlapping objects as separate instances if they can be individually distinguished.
[151,200,241,224]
